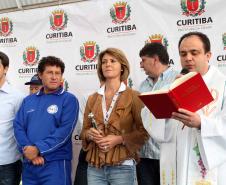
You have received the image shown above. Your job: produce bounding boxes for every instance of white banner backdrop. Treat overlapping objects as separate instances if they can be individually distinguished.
[1,0,226,183]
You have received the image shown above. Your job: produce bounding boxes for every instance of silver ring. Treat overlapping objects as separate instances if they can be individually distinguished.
[89,135,93,140]
[188,122,192,127]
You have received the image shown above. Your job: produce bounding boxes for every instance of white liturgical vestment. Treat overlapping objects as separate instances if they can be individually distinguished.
[142,66,226,185]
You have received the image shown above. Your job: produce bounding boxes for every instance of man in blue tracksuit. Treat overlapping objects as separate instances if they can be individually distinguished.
[14,56,79,185]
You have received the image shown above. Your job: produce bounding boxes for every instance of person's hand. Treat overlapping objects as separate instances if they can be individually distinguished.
[175,74,183,80]
[31,156,45,166]
[23,146,39,160]
[96,135,123,153]
[172,108,201,129]
[86,127,104,143]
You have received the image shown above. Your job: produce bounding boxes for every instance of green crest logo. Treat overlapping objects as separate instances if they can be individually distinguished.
[23,46,40,66]
[0,17,13,37]
[181,0,206,17]
[110,1,131,24]
[61,78,69,91]
[128,77,133,88]
[145,34,169,49]
[222,33,226,50]
[50,9,68,31]
[80,41,100,63]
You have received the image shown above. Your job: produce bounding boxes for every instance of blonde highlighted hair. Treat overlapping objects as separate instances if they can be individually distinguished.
[97,48,130,82]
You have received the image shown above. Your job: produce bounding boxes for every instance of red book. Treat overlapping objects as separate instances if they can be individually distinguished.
[139,72,214,119]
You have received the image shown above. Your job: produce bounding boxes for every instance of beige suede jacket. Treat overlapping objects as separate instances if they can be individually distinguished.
[81,87,149,168]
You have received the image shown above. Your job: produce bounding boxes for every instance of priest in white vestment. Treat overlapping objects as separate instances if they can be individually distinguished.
[142,32,226,185]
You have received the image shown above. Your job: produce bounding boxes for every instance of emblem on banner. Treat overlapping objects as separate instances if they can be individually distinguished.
[50,9,68,31]
[80,41,100,63]
[61,78,69,91]
[23,46,40,66]
[222,33,226,50]
[181,0,206,17]
[110,1,131,24]
[145,34,169,48]
[217,33,226,66]
[125,77,133,88]
[0,17,13,37]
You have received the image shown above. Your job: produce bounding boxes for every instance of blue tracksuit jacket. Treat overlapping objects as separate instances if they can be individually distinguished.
[13,87,79,162]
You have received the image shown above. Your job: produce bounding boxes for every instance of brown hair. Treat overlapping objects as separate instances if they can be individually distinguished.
[97,48,130,82]
[38,56,65,74]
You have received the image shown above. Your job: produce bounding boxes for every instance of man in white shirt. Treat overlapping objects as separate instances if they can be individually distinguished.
[137,43,178,185]
[0,51,24,185]
[142,32,226,185]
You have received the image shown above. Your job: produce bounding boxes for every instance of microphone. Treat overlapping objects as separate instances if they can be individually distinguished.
[180,68,189,75]
[180,68,189,130]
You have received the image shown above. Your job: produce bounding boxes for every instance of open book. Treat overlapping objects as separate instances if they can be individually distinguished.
[139,72,214,119]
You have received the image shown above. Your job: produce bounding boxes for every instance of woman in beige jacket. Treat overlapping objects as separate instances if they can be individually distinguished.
[81,48,148,185]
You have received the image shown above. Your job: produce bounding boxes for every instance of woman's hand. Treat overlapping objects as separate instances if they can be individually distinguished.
[96,135,123,152]
[86,127,103,142]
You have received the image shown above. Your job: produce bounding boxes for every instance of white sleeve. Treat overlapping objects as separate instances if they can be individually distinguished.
[74,95,87,136]
[141,106,177,143]
[14,91,25,114]
[197,84,226,170]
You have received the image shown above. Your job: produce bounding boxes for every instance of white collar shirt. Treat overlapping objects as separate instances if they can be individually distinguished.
[0,81,24,165]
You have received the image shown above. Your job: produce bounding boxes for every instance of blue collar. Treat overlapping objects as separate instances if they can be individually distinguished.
[36,86,64,96]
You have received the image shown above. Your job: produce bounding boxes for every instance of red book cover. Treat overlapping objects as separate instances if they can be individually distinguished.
[139,72,214,119]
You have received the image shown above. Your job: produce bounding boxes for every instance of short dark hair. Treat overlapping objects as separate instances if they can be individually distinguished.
[178,31,211,53]
[38,56,65,74]
[139,43,169,65]
[0,51,9,68]
[97,48,130,82]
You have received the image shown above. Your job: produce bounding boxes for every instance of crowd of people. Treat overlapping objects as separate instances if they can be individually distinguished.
[0,31,225,185]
